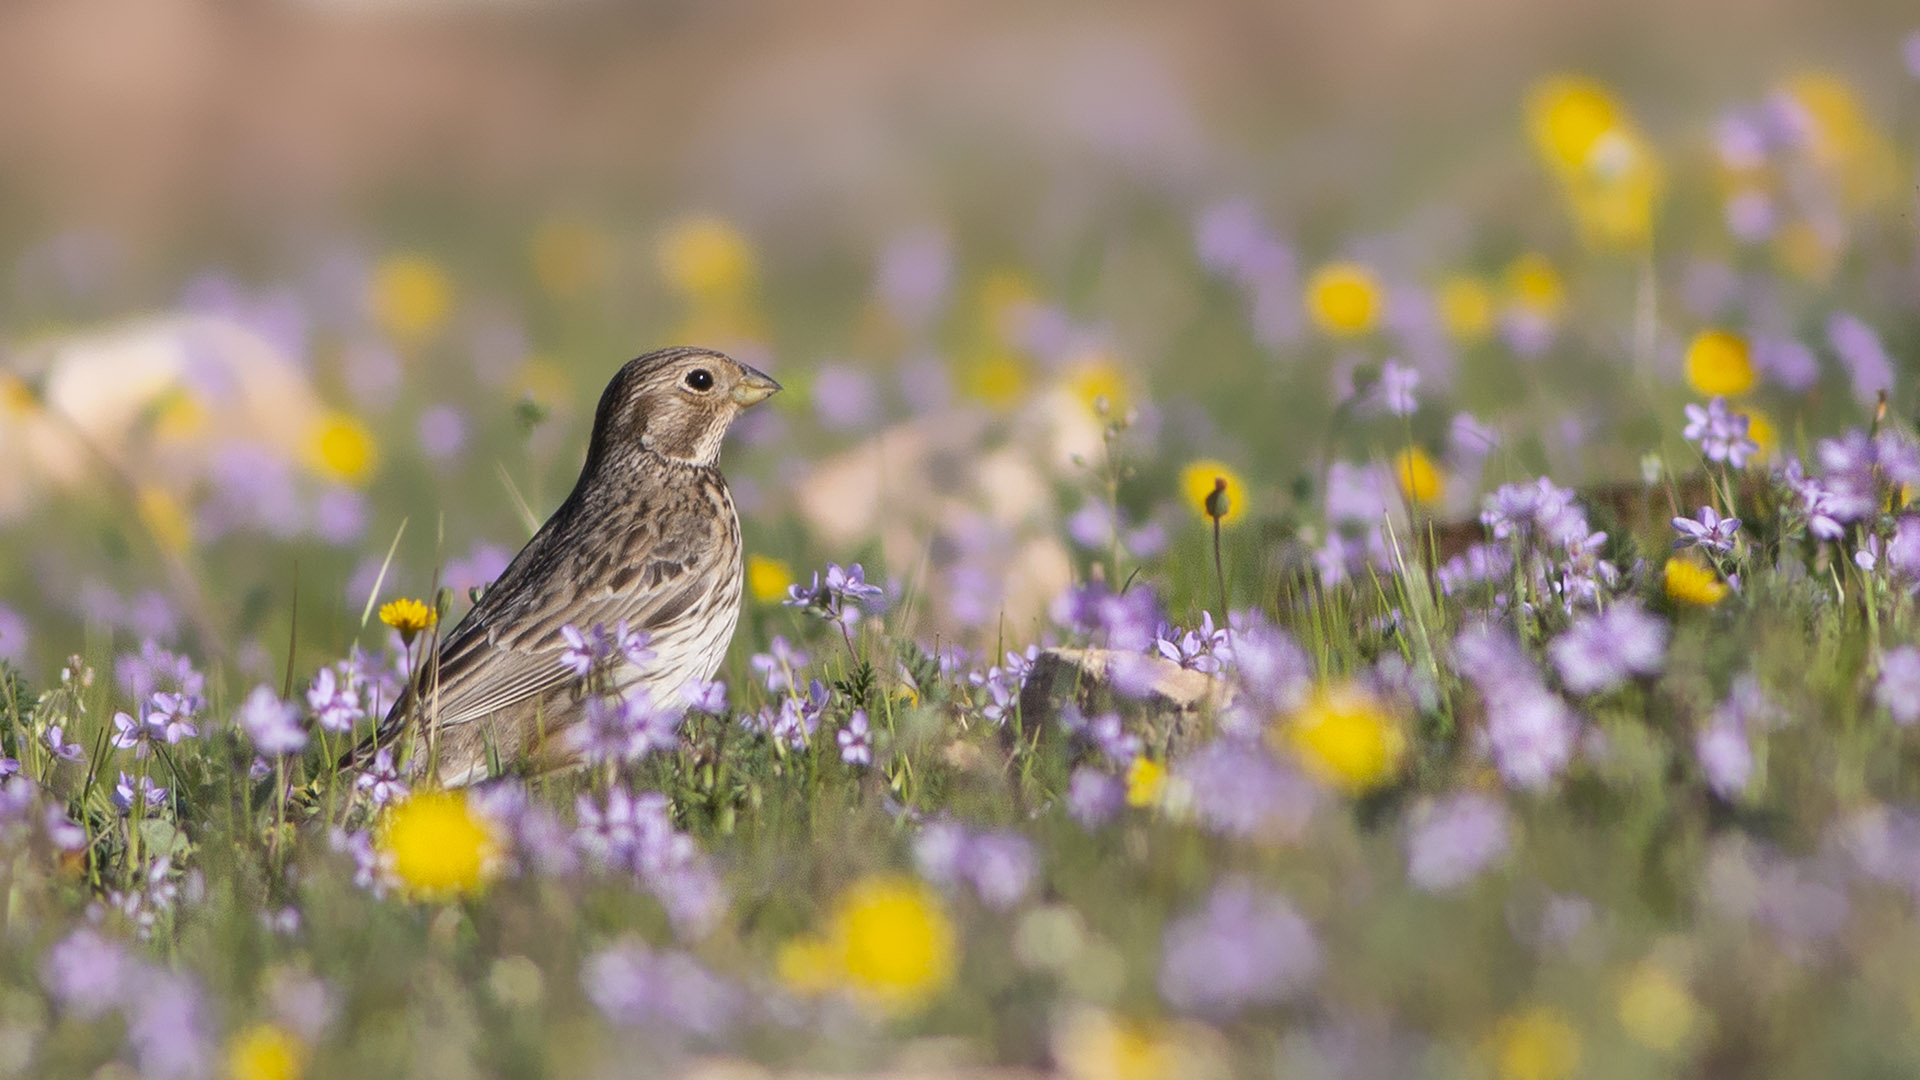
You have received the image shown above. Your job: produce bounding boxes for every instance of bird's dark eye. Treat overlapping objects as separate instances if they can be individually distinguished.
[684,369,714,392]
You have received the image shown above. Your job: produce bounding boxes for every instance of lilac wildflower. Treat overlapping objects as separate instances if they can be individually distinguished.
[1406,793,1510,891]
[784,562,886,627]
[306,665,367,734]
[124,970,214,1080]
[237,685,308,756]
[559,622,655,681]
[1672,506,1740,554]
[1827,312,1895,405]
[583,943,737,1038]
[45,725,85,762]
[1683,398,1759,468]
[748,636,810,693]
[111,706,159,759]
[1066,767,1124,829]
[837,709,872,765]
[1697,717,1754,799]
[1159,881,1320,1018]
[1549,603,1667,695]
[354,747,408,807]
[571,692,684,765]
[114,772,167,815]
[1379,359,1419,416]
[1154,611,1229,675]
[1177,739,1316,840]
[1485,684,1579,789]
[41,927,130,1018]
[1876,646,1920,725]
[680,679,728,714]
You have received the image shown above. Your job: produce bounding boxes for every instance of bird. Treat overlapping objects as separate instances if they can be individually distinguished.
[355,346,779,786]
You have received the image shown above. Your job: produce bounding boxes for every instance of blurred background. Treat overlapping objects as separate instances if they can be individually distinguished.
[0,0,1916,683]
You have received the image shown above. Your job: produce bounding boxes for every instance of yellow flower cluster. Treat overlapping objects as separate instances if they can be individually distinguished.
[378,597,438,641]
[1392,447,1444,506]
[371,253,453,343]
[1491,1004,1583,1080]
[1525,76,1664,250]
[1663,558,1729,607]
[226,1022,305,1080]
[1304,262,1382,337]
[777,874,958,1015]
[304,412,379,486]
[379,791,502,898]
[746,554,794,605]
[1275,682,1406,795]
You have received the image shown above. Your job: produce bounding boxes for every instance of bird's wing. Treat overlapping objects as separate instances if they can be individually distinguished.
[414,510,721,732]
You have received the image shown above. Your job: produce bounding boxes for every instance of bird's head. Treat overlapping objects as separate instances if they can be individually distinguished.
[586,346,781,470]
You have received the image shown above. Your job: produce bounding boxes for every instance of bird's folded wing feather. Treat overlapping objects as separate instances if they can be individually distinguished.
[398,506,713,733]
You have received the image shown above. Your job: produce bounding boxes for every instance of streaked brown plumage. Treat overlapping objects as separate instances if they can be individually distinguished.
[360,346,779,786]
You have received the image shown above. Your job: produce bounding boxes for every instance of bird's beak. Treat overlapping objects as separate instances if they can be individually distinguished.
[730,365,782,407]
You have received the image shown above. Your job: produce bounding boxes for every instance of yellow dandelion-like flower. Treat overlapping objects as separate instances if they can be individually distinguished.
[1663,558,1728,607]
[226,1022,305,1080]
[1491,1005,1583,1080]
[1740,408,1778,459]
[657,215,756,299]
[1436,276,1495,342]
[529,219,609,300]
[1056,1010,1180,1080]
[371,253,453,343]
[1125,758,1168,808]
[959,348,1030,409]
[826,874,957,1015]
[1179,459,1247,526]
[1684,330,1756,397]
[1392,447,1444,506]
[1275,682,1406,795]
[380,791,502,898]
[1526,75,1624,177]
[1504,254,1566,319]
[746,554,794,605]
[1617,962,1698,1052]
[775,935,840,995]
[1067,358,1130,415]
[1303,262,1383,337]
[137,486,193,556]
[305,413,378,486]
[379,598,438,642]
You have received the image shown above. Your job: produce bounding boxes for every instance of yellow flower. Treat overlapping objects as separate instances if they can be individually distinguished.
[1067,358,1130,415]
[1617,962,1698,1052]
[1504,254,1566,319]
[226,1022,305,1080]
[137,486,193,555]
[747,554,794,604]
[305,413,378,486]
[1526,76,1624,177]
[529,219,609,300]
[1125,758,1167,808]
[657,215,756,299]
[1056,1010,1180,1080]
[1275,682,1405,795]
[379,598,438,642]
[371,253,453,342]
[1740,408,1778,459]
[1392,447,1444,506]
[1436,276,1495,342]
[960,348,1029,409]
[380,791,502,897]
[1663,558,1728,607]
[1303,262,1382,337]
[1684,330,1756,397]
[1492,1005,1583,1080]
[825,874,957,1014]
[1180,459,1247,526]
[1780,72,1899,210]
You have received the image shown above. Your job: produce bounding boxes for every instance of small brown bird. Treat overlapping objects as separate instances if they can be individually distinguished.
[362,346,779,785]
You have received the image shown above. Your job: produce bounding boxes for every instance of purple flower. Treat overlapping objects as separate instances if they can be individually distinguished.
[559,622,655,682]
[307,665,367,734]
[0,603,27,665]
[1876,646,1920,725]
[354,747,408,807]
[113,772,167,815]
[41,928,130,1018]
[125,970,214,1080]
[837,709,872,766]
[1697,717,1753,799]
[1177,739,1316,840]
[1406,792,1510,891]
[748,636,810,693]
[875,227,951,329]
[1906,30,1920,79]
[1154,611,1229,675]
[238,685,308,756]
[915,821,1037,909]
[114,640,205,703]
[111,706,158,758]
[1053,581,1163,652]
[679,679,728,714]
[1066,768,1123,829]
[784,562,887,627]
[1222,615,1311,721]
[417,403,467,461]
[811,364,881,432]
[1159,880,1319,1018]
[1827,312,1895,405]
[1683,398,1759,468]
[1379,359,1419,416]
[44,725,85,762]
[1485,683,1579,789]
[1753,336,1819,392]
[583,943,737,1038]
[1672,505,1740,554]
[1549,603,1667,695]
[570,692,684,765]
